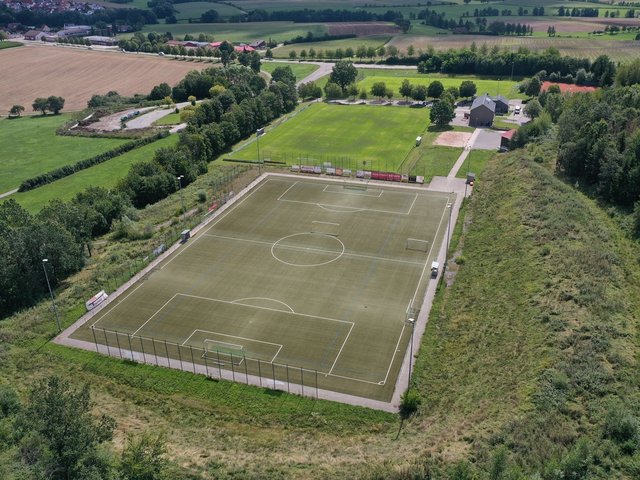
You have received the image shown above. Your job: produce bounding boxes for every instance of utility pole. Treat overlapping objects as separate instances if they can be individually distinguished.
[42,259,62,333]
[177,175,185,224]
[407,318,415,390]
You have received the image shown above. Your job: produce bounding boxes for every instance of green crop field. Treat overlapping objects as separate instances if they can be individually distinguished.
[230,103,431,171]
[139,21,326,43]
[67,175,453,402]
[273,35,390,58]
[0,115,127,194]
[174,1,245,20]
[355,69,525,100]
[0,41,22,50]
[261,61,318,81]
[10,134,178,213]
[228,0,426,11]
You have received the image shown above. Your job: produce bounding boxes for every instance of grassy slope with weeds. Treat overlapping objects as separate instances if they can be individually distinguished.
[3,143,640,477]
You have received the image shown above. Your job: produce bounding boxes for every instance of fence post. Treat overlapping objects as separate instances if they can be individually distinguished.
[189,346,196,374]
[216,350,222,379]
[151,338,159,366]
[258,360,262,387]
[230,353,235,382]
[204,353,209,377]
[301,367,304,397]
[286,365,290,393]
[127,333,134,361]
[115,330,123,358]
[272,363,276,390]
[139,336,146,363]
[244,357,248,384]
[177,343,183,371]
[91,326,99,353]
[163,340,170,368]
[102,328,111,356]
[315,370,318,399]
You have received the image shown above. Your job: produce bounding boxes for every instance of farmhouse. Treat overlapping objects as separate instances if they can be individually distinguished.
[57,24,91,38]
[235,44,255,53]
[249,40,266,49]
[469,94,495,127]
[24,29,45,40]
[492,95,509,114]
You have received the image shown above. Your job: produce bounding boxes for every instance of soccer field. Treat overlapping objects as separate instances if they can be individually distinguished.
[68,175,453,402]
[230,103,430,172]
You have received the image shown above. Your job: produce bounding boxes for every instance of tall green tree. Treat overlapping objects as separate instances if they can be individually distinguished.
[271,66,296,85]
[32,97,48,115]
[16,376,116,480]
[9,104,24,117]
[370,81,387,99]
[218,41,235,67]
[329,61,358,90]
[427,81,444,99]
[399,79,413,101]
[430,99,455,126]
[46,96,65,115]
[120,433,170,480]
[459,80,477,99]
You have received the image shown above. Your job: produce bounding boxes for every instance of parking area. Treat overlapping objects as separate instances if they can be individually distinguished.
[472,129,503,150]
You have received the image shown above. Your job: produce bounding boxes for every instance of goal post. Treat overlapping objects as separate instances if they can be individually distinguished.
[344,179,368,191]
[203,339,245,365]
[311,220,340,236]
[406,238,429,252]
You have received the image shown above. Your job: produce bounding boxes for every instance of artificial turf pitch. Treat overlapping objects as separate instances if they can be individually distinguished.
[71,175,453,402]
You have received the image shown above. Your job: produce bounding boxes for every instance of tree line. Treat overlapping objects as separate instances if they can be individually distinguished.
[418,8,533,35]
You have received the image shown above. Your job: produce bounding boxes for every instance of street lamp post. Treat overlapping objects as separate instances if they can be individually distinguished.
[446,201,453,257]
[177,175,185,223]
[256,129,262,175]
[407,318,415,390]
[42,259,61,333]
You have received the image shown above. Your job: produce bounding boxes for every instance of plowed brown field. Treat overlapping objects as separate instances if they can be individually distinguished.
[0,45,211,113]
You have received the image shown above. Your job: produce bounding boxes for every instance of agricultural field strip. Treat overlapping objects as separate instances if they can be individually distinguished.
[88,176,450,388]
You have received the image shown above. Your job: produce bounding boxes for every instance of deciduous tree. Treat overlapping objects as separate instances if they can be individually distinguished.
[329,60,358,90]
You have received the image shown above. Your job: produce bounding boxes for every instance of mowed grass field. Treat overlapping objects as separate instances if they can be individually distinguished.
[456,149,496,180]
[273,35,390,58]
[356,69,525,100]
[70,175,453,401]
[10,134,178,213]
[260,61,318,81]
[140,21,326,43]
[0,45,210,112]
[230,103,430,171]
[0,115,127,194]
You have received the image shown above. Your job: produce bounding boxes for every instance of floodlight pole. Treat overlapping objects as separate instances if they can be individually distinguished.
[446,201,453,258]
[177,175,185,224]
[407,318,415,390]
[42,259,62,333]
[256,129,262,175]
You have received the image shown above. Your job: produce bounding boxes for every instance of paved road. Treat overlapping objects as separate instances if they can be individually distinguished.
[0,188,18,199]
[125,101,192,130]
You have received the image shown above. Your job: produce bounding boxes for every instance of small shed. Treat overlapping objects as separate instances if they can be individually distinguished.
[501,129,517,150]
[469,94,496,127]
[492,95,509,114]
[24,30,44,40]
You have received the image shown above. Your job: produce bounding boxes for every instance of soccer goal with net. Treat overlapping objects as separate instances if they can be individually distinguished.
[203,339,245,365]
[406,238,429,252]
[344,179,368,191]
[311,221,340,236]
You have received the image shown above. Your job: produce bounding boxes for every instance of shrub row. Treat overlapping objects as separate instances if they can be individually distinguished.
[18,131,169,192]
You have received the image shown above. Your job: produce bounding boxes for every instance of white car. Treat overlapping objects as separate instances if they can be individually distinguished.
[514,105,521,114]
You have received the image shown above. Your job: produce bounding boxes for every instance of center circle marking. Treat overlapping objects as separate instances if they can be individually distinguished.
[271,233,345,267]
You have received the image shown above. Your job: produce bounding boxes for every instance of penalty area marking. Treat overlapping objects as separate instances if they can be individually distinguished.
[231,297,295,313]
[322,184,383,198]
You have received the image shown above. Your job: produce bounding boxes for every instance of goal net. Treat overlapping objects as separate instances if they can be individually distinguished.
[311,221,340,236]
[344,179,368,191]
[406,238,429,252]
[203,339,245,365]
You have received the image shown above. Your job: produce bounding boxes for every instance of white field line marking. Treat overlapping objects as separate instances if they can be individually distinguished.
[327,322,355,375]
[132,293,178,336]
[177,293,354,326]
[408,196,452,310]
[407,193,419,215]
[322,184,383,198]
[202,233,424,266]
[231,297,295,313]
[160,178,271,271]
[311,220,340,226]
[381,323,406,386]
[90,283,145,329]
[279,197,414,216]
[204,339,244,350]
[277,180,298,201]
[317,204,366,213]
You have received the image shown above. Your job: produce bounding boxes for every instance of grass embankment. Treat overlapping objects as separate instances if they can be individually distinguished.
[455,149,495,179]
[0,115,127,193]
[407,143,640,477]
[11,134,178,213]
[153,112,182,126]
[261,61,319,82]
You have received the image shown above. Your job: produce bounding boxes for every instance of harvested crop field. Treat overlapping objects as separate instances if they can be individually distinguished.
[433,131,471,148]
[389,35,640,61]
[0,45,211,112]
[325,22,399,36]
